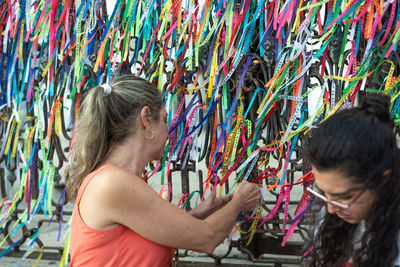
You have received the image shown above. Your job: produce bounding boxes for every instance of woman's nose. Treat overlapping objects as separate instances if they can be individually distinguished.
[326,202,340,214]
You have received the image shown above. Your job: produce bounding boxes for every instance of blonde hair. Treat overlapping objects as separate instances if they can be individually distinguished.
[66,74,163,200]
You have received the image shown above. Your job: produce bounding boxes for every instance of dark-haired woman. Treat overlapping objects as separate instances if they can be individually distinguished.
[303,94,400,266]
[67,74,260,267]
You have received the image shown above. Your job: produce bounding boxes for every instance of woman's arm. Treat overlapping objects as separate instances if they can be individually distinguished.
[79,166,260,254]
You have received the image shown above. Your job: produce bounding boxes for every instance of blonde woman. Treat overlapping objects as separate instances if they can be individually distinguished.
[66,74,260,267]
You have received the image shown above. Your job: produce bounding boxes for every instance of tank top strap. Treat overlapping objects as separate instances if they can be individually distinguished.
[76,164,114,204]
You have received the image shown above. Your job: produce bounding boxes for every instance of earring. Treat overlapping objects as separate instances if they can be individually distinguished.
[145,129,154,139]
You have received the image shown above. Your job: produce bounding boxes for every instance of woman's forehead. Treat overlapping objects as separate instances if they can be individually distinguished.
[312,167,363,194]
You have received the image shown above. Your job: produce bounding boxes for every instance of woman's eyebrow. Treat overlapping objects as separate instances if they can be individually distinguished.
[328,190,353,197]
[315,184,364,197]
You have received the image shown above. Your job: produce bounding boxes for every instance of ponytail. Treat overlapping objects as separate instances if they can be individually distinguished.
[66,75,162,200]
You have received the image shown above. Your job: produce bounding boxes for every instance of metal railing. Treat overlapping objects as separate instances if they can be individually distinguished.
[0,1,399,267]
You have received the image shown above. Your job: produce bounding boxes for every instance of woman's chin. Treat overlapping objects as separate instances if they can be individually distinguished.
[337,213,361,224]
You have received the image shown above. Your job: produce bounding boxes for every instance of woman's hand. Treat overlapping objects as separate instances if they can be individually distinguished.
[189,181,260,219]
[189,187,232,219]
[231,182,260,212]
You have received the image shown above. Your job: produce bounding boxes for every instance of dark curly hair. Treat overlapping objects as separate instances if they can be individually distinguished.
[303,94,400,266]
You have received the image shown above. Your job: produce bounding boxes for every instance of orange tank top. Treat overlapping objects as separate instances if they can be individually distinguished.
[70,165,174,267]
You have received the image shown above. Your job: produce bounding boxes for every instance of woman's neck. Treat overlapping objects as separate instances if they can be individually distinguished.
[104,139,149,177]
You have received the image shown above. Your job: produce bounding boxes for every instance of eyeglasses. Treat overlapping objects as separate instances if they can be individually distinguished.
[307,185,369,212]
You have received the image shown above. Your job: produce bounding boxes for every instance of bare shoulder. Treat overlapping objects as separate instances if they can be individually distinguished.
[84,165,150,202]
[79,165,153,230]
[89,165,136,187]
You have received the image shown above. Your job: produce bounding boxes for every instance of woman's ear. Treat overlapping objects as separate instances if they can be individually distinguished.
[139,106,152,130]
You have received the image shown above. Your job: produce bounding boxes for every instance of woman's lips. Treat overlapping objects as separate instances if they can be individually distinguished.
[337,213,350,220]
